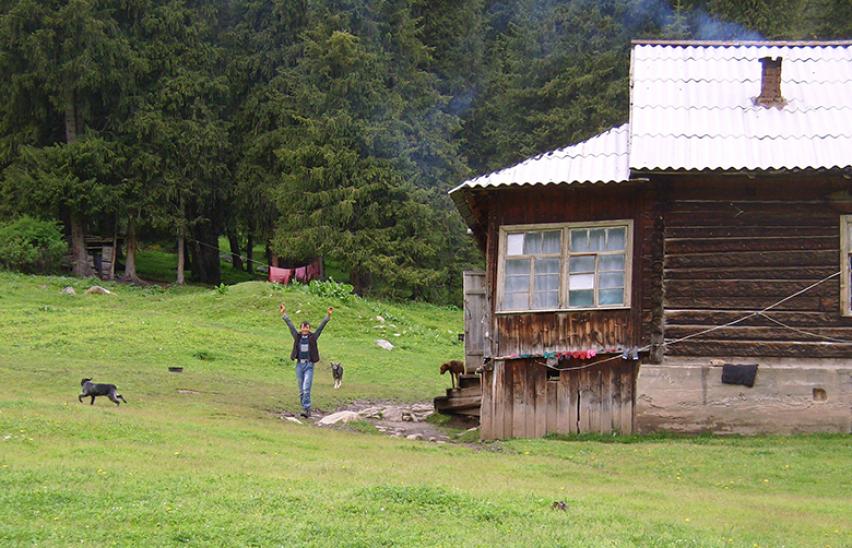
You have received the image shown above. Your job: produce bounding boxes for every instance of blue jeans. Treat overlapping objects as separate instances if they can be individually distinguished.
[295,360,314,411]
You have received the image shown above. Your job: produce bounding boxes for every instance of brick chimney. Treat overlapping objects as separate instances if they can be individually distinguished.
[756,56,784,107]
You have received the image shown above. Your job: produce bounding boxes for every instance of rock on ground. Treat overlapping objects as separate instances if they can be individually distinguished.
[60,286,76,295]
[86,285,112,295]
[375,339,394,351]
[358,406,384,419]
[317,410,360,426]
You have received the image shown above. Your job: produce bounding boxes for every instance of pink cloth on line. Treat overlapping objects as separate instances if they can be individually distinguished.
[268,266,292,284]
[294,267,307,282]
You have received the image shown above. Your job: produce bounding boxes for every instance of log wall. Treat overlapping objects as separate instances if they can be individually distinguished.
[660,177,852,359]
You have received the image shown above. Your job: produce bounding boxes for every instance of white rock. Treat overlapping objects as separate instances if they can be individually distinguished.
[375,339,394,351]
[406,433,423,441]
[85,285,112,295]
[60,286,76,295]
[317,410,360,426]
[358,406,384,419]
[284,416,303,425]
[381,407,404,422]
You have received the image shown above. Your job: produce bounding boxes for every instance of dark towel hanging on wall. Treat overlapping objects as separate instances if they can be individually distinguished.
[721,364,759,387]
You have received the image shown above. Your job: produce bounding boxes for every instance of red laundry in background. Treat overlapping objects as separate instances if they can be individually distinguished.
[268,266,293,284]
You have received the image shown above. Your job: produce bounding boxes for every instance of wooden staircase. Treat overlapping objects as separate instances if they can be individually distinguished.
[434,374,481,418]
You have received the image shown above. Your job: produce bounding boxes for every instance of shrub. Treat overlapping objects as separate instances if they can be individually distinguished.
[0,217,66,274]
[307,278,354,302]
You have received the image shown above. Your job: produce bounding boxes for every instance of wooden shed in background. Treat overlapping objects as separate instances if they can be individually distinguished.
[451,40,852,439]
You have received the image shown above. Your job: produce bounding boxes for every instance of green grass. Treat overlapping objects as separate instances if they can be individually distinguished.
[0,271,850,547]
[136,246,265,286]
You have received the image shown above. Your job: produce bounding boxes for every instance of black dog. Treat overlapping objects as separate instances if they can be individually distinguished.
[79,378,127,406]
[330,362,344,389]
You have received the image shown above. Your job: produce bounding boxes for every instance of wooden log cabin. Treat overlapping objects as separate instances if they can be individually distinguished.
[450,40,852,439]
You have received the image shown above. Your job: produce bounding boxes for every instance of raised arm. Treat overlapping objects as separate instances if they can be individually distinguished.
[279,304,298,339]
[313,307,333,339]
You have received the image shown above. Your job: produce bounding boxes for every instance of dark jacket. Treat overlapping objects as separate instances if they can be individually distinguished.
[283,313,330,362]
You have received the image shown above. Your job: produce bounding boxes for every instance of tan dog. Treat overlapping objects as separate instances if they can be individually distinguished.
[439,360,465,390]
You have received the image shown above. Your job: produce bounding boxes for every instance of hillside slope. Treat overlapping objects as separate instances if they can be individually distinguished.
[0,272,850,546]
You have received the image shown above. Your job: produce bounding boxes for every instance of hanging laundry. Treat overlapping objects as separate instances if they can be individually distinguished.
[268,266,291,284]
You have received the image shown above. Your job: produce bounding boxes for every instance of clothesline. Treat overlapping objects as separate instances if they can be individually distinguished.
[186,236,270,268]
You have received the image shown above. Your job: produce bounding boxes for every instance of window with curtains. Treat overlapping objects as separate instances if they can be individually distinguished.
[497,221,632,312]
[842,216,852,316]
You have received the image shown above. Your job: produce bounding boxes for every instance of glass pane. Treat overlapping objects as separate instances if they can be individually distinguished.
[505,275,529,292]
[599,254,625,272]
[606,227,626,250]
[505,259,530,276]
[569,255,595,273]
[534,274,559,292]
[570,229,589,251]
[600,272,624,289]
[532,291,558,309]
[569,273,594,290]
[503,292,529,310]
[589,228,606,251]
[523,232,542,255]
[506,233,524,256]
[542,231,561,253]
[535,258,560,275]
[569,290,594,308]
[599,288,624,305]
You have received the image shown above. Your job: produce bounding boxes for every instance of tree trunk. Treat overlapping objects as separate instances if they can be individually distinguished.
[69,211,94,278]
[64,92,79,144]
[245,232,254,274]
[227,229,243,271]
[107,217,118,281]
[266,242,277,267]
[121,216,141,283]
[189,239,203,282]
[176,232,185,285]
[191,223,221,285]
[350,268,372,296]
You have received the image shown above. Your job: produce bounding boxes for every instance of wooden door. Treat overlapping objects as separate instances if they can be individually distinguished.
[463,271,488,374]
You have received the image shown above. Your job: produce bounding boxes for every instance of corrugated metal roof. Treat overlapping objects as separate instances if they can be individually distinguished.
[449,124,630,195]
[630,42,852,171]
[449,41,852,231]
[448,124,630,230]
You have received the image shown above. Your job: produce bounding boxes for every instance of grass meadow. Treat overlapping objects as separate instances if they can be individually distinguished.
[0,271,850,546]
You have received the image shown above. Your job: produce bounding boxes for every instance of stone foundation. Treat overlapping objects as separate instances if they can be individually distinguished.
[635,358,852,434]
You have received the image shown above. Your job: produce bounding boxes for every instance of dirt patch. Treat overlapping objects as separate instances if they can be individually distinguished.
[277,400,479,443]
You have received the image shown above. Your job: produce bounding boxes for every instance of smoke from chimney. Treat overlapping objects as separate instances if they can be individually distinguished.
[755,56,784,107]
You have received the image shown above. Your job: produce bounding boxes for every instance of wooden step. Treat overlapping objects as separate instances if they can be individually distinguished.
[458,374,480,389]
[446,385,481,398]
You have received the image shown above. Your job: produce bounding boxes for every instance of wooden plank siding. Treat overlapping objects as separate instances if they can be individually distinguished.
[659,176,852,359]
[479,359,636,439]
[484,184,660,357]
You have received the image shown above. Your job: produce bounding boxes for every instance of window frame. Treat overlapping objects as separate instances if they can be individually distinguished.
[842,215,852,317]
[496,219,634,314]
